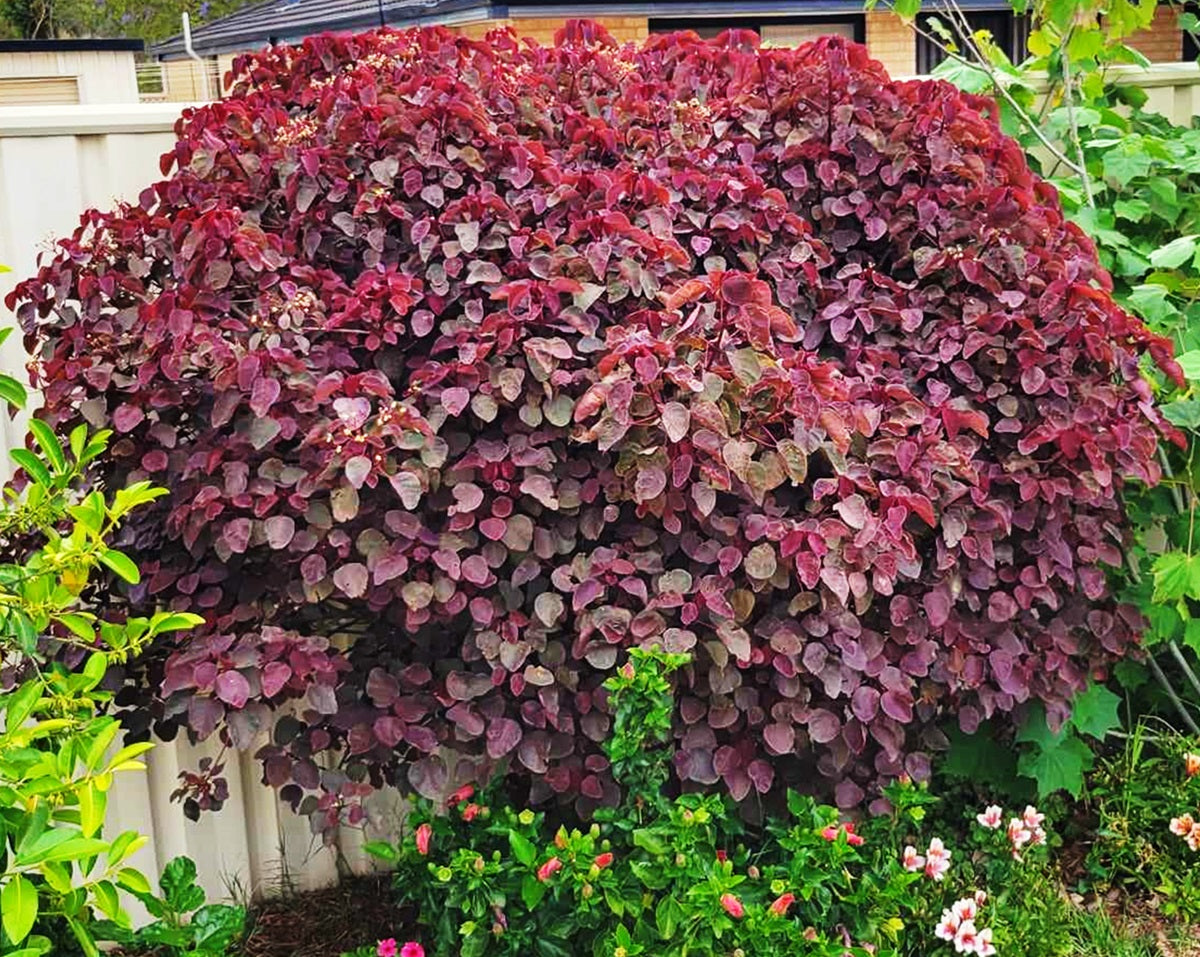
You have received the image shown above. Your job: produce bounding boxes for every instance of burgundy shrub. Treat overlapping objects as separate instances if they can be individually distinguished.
[9,22,1180,822]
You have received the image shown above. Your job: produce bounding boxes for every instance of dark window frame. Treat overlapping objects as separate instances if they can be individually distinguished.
[648,14,866,45]
[915,9,1030,74]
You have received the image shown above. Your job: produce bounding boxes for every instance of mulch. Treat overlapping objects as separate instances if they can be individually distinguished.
[239,874,413,957]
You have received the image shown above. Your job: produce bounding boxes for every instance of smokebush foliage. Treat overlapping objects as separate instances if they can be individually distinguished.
[8,23,1179,822]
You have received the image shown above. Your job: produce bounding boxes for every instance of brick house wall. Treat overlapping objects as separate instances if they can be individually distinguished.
[865,10,915,76]
[1127,4,1183,63]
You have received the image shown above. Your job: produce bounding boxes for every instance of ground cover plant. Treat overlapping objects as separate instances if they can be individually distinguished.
[7,21,1181,826]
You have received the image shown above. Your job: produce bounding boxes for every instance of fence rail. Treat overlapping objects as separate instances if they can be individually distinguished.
[3,58,1200,909]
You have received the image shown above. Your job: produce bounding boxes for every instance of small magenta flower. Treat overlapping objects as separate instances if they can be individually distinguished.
[902,844,925,873]
[399,944,425,957]
[975,805,1003,829]
[720,893,744,919]
[537,857,563,881]
[376,941,397,957]
[415,822,432,856]
[768,893,795,916]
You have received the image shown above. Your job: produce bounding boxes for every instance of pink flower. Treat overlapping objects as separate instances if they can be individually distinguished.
[1008,817,1032,858]
[1185,752,1200,778]
[376,941,397,957]
[769,893,796,916]
[461,803,482,822]
[902,845,925,873]
[953,919,979,954]
[951,897,978,923]
[537,857,563,881]
[925,855,951,881]
[1022,805,1045,830]
[1188,823,1200,852]
[975,805,1003,829]
[415,823,432,856]
[594,852,613,869]
[924,837,951,881]
[974,890,988,906]
[399,945,424,957]
[720,893,744,919]
[448,784,474,806]
[934,909,959,942]
[821,822,864,846]
[975,928,996,957]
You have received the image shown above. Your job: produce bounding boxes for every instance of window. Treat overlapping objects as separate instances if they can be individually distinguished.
[915,9,1030,74]
[648,16,865,46]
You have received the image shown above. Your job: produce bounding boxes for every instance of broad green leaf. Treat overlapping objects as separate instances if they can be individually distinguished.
[508,830,537,867]
[0,372,28,409]
[1068,683,1121,740]
[1150,235,1199,270]
[1017,731,1093,798]
[1,874,39,943]
[10,449,53,489]
[98,549,140,584]
[28,419,66,473]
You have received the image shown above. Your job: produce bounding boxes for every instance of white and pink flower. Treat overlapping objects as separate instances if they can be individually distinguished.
[902,844,926,873]
[934,909,959,942]
[924,837,951,881]
[953,920,979,954]
[951,897,978,923]
[976,805,1003,830]
[975,927,997,957]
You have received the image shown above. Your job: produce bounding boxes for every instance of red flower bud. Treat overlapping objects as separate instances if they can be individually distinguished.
[448,784,475,806]
[769,893,796,917]
[415,822,432,856]
[462,803,481,822]
[594,852,614,869]
[720,893,744,919]
[537,857,563,882]
[716,850,728,863]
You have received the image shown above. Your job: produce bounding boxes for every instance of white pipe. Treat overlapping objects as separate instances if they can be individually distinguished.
[182,12,202,63]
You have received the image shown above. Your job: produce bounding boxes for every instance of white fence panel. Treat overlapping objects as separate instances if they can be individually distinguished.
[0,104,403,910]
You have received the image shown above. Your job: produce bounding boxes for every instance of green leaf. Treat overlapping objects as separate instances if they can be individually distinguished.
[361,840,397,862]
[1069,683,1121,740]
[1016,706,1094,798]
[521,873,547,910]
[508,830,537,868]
[2,874,39,943]
[892,0,921,20]
[0,373,28,409]
[99,549,140,585]
[631,829,668,856]
[1017,732,1093,798]
[10,449,52,489]
[28,419,66,474]
[1150,235,1199,270]
[655,895,680,940]
[1151,550,1200,602]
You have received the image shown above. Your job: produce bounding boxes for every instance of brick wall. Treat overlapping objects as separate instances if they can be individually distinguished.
[1127,5,1183,63]
[865,10,915,77]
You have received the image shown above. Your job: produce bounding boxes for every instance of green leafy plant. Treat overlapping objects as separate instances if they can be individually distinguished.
[94,857,246,956]
[0,419,204,957]
[1084,723,1200,920]
[363,649,1071,957]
